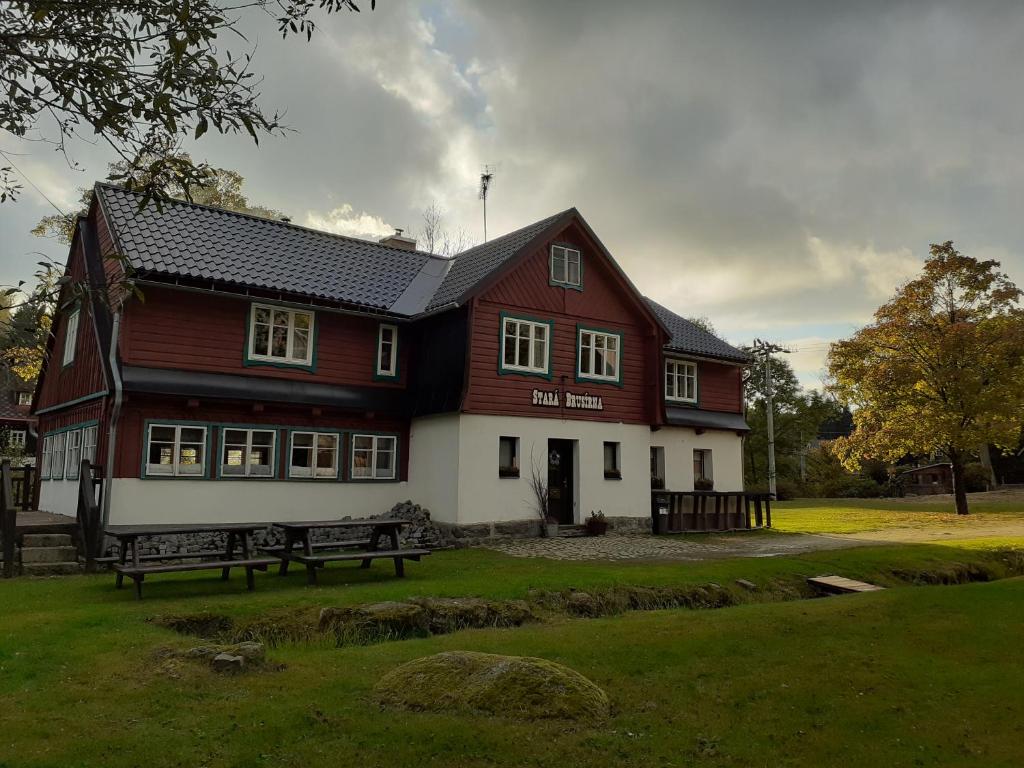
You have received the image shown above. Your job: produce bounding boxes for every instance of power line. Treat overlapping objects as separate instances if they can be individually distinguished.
[0,148,73,221]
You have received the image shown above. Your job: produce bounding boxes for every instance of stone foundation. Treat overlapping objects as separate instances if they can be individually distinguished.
[102,502,651,558]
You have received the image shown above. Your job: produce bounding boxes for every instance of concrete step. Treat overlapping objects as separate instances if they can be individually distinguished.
[21,561,83,576]
[21,546,79,564]
[22,533,74,548]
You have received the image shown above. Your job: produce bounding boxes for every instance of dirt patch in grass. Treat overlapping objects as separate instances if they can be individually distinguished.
[373,650,611,722]
[149,548,1024,651]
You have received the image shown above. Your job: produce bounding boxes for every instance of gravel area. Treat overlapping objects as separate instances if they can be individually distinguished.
[485,531,860,561]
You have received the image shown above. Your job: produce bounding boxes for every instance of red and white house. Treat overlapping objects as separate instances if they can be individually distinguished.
[33,184,751,528]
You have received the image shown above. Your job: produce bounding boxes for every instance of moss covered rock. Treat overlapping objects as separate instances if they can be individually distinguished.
[374,651,610,722]
[408,597,536,633]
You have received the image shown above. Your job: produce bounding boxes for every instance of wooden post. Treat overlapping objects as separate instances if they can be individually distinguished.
[1,461,16,578]
[77,460,102,572]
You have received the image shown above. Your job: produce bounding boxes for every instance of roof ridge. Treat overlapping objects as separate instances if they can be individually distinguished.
[94,182,448,262]
[449,207,576,260]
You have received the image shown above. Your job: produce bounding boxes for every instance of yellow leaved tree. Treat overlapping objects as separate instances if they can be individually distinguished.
[827,242,1024,515]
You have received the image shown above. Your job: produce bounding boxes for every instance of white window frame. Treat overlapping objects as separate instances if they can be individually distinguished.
[41,435,52,479]
[220,428,277,478]
[550,245,582,287]
[247,303,315,366]
[17,392,32,406]
[51,431,66,480]
[665,359,698,404]
[350,434,397,480]
[62,308,80,366]
[500,316,551,375]
[376,324,399,378]
[288,431,340,479]
[9,430,27,448]
[145,424,208,478]
[82,425,98,465]
[577,328,621,382]
[65,429,82,480]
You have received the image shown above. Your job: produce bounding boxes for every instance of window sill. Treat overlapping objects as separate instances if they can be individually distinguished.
[499,469,520,479]
[604,471,622,480]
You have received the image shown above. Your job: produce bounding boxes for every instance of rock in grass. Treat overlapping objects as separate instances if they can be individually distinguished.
[407,597,536,633]
[211,653,245,674]
[374,651,610,722]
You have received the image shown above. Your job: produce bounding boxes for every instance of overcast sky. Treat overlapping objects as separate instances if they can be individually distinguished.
[3,0,1024,388]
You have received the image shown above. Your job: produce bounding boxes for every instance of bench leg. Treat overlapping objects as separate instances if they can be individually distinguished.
[133,575,144,600]
[306,564,318,586]
[246,566,256,591]
[222,532,236,580]
[393,557,405,578]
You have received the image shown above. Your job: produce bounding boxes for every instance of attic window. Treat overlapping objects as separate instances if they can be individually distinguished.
[17,392,31,406]
[550,245,582,288]
[247,304,315,368]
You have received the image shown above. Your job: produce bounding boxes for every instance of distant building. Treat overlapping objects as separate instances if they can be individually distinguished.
[0,370,37,464]
[899,463,953,495]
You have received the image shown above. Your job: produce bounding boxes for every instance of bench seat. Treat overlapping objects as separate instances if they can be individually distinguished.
[259,538,371,555]
[97,549,231,564]
[113,557,279,599]
[268,548,432,583]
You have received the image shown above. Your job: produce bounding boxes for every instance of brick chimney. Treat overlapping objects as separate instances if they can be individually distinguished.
[379,228,417,251]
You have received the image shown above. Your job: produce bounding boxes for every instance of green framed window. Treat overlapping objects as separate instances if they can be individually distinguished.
[577,326,622,384]
[246,303,315,368]
[289,431,340,479]
[500,314,553,377]
[62,307,79,366]
[220,428,276,478]
[376,324,399,380]
[351,434,397,480]
[665,359,697,403]
[145,424,208,477]
[550,245,582,288]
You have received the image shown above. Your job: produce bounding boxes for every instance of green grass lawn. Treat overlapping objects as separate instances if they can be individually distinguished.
[771,496,1024,534]
[2,543,1024,767]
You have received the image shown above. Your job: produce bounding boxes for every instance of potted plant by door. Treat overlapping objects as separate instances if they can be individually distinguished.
[545,515,560,538]
[585,510,608,536]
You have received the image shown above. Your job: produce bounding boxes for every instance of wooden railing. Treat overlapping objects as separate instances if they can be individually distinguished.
[77,460,104,571]
[651,490,772,534]
[1,461,17,578]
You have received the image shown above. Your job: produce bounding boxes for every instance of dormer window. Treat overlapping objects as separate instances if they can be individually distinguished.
[665,359,697,403]
[550,245,582,288]
[17,392,31,406]
[246,304,315,369]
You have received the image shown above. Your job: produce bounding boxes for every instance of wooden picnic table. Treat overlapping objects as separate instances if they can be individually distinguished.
[104,523,278,599]
[262,519,431,585]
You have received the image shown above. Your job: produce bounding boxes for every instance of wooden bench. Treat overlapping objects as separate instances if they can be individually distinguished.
[105,523,273,599]
[265,520,429,585]
[113,557,278,599]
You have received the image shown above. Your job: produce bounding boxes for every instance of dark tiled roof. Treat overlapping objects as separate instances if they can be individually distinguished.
[96,184,445,314]
[426,209,573,310]
[645,298,751,364]
[665,406,750,432]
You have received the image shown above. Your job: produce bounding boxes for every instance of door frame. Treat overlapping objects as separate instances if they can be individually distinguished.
[547,438,577,525]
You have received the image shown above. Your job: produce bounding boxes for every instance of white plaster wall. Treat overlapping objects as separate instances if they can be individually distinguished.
[38,479,79,518]
[454,414,654,524]
[652,426,745,492]
[107,478,413,525]
[408,413,461,524]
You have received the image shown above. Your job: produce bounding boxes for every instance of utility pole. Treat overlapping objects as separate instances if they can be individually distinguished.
[752,339,789,499]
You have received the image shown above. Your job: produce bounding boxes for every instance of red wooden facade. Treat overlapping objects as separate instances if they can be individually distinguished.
[119,286,407,389]
[32,194,747,505]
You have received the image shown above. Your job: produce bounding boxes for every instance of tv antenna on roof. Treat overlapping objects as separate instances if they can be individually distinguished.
[479,164,496,242]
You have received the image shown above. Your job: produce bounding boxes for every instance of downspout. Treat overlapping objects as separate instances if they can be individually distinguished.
[101,311,122,528]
